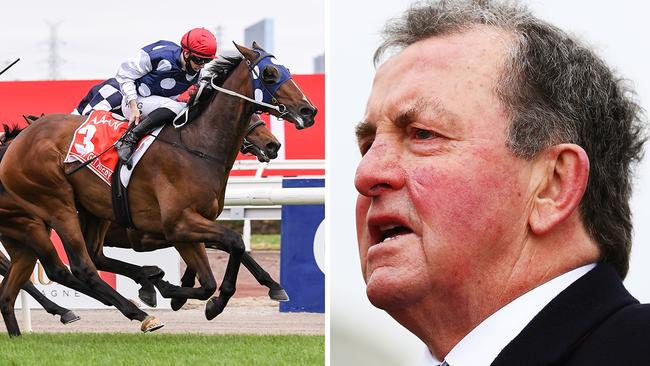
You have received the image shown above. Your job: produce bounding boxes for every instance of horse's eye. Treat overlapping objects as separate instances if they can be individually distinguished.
[262,65,280,84]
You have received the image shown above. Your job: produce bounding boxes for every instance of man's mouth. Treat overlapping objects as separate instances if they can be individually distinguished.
[372,222,414,245]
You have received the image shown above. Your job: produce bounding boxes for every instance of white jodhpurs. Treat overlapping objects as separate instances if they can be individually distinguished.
[121,95,186,120]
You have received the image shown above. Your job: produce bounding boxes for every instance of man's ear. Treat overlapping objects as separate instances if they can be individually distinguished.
[529,144,590,235]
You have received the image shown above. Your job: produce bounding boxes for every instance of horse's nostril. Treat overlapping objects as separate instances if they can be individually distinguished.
[267,142,281,153]
[300,107,315,118]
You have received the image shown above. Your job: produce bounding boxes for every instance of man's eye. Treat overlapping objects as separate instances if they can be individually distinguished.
[412,128,435,140]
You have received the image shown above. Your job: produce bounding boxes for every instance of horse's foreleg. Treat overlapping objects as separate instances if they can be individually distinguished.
[170,266,197,311]
[53,210,161,331]
[34,241,110,306]
[163,210,245,320]
[83,221,158,308]
[0,242,37,337]
[203,227,245,320]
[92,253,159,308]
[147,241,216,301]
[206,241,288,301]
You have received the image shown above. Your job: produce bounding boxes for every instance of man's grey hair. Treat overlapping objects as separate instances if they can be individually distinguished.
[375,0,646,278]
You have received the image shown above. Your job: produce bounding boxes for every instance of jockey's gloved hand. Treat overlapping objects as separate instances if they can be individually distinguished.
[128,99,141,125]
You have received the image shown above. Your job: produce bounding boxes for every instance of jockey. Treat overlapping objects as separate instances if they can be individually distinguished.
[73,27,217,168]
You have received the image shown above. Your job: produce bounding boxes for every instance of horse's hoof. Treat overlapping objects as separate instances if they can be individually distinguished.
[269,288,290,302]
[205,298,225,320]
[138,287,157,308]
[141,315,164,333]
[170,298,187,311]
[141,266,165,280]
[60,310,81,325]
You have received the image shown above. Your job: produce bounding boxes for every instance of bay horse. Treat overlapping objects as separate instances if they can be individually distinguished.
[0,112,285,329]
[0,42,315,335]
[0,125,80,326]
[84,114,287,308]
[241,113,281,162]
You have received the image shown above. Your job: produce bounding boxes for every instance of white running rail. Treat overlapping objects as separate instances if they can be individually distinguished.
[231,159,324,178]
[219,160,325,251]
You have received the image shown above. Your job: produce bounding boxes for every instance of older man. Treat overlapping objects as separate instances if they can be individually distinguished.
[354,1,649,365]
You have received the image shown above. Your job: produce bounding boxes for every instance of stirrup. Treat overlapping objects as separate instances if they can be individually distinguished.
[116,140,136,164]
[125,156,135,170]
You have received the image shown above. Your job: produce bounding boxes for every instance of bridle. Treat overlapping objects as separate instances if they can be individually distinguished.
[240,117,267,155]
[162,47,288,164]
[208,47,292,120]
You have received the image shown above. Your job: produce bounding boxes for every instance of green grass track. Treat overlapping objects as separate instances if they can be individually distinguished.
[0,333,324,365]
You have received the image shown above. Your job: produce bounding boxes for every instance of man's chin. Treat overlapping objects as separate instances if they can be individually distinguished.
[365,268,417,310]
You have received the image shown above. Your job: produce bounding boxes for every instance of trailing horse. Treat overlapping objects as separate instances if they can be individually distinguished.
[0,125,80,325]
[0,42,315,335]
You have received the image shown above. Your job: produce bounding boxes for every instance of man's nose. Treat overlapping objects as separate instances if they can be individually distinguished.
[354,140,405,197]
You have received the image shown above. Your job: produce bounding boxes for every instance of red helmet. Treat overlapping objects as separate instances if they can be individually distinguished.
[181,28,217,59]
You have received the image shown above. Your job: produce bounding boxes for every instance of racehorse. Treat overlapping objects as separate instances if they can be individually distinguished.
[0,42,315,335]
[83,114,287,308]
[0,111,285,330]
[241,113,281,162]
[0,125,80,326]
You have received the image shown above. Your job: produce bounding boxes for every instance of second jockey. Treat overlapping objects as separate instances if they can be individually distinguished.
[73,27,217,168]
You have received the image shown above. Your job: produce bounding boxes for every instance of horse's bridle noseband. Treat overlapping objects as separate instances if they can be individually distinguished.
[240,118,268,155]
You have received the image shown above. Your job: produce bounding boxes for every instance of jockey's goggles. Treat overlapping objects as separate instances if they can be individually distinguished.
[189,55,212,65]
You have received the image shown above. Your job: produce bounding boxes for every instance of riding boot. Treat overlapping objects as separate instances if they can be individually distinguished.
[115,108,176,168]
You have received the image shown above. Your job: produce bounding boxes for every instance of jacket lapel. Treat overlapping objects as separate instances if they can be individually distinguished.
[491,263,637,366]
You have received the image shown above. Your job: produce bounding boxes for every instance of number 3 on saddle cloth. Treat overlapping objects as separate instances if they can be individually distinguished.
[64,110,162,186]
[64,110,163,228]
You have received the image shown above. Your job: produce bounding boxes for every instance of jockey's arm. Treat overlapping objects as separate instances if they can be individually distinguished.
[115,49,153,125]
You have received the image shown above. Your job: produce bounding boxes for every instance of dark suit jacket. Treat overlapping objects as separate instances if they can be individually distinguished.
[492,262,650,366]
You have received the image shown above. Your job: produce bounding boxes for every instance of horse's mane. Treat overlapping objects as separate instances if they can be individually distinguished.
[205,55,244,86]
[187,55,244,107]
[0,123,25,144]
[0,123,26,193]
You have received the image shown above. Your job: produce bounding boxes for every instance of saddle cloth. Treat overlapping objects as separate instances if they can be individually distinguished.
[64,110,162,186]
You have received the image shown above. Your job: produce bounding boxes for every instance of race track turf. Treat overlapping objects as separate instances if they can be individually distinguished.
[0,333,324,365]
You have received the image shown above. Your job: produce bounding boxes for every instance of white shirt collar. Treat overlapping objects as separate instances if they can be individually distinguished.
[420,263,596,366]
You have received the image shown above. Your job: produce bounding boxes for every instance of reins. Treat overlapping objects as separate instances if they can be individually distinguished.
[67,48,284,174]
[155,131,226,164]
[208,50,291,119]
[165,50,288,163]
[209,80,288,118]
[157,114,266,163]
